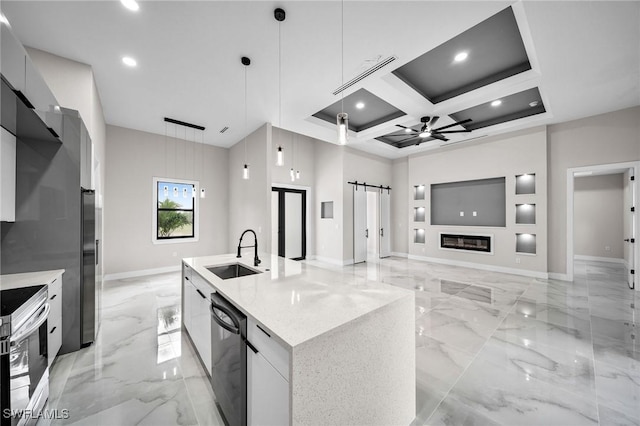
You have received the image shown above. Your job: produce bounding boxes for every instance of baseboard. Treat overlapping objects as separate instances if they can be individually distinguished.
[407,254,549,279]
[104,265,181,282]
[574,255,625,264]
[391,252,408,258]
[548,272,571,281]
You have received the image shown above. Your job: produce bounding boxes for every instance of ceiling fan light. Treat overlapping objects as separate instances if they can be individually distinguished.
[404,128,412,133]
[337,112,348,145]
[419,131,431,138]
[491,99,502,107]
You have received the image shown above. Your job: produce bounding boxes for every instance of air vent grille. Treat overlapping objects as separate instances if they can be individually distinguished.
[219,126,229,134]
[332,55,397,96]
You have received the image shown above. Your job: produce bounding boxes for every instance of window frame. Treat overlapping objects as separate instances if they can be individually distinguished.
[152,177,200,245]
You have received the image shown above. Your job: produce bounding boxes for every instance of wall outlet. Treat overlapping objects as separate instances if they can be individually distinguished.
[605,246,611,251]
[473,211,477,217]
[460,211,464,216]
[515,257,521,264]
[422,248,426,253]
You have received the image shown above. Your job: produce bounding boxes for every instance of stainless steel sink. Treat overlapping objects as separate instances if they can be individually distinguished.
[206,263,261,280]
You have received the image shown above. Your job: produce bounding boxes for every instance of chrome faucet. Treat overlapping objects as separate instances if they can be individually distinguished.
[237,229,261,267]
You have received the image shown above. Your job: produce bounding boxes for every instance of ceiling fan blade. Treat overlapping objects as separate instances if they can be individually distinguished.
[395,135,421,144]
[429,116,440,127]
[431,133,448,141]
[436,129,472,134]
[395,124,418,133]
[433,118,472,132]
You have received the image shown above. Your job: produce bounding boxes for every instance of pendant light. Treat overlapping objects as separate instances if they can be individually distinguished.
[275,8,286,166]
[336,0,348,144]
[242,56,250,180]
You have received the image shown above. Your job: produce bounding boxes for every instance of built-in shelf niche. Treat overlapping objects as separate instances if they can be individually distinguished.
[413,228,425,244]
[414,184,426,200]
[516,233,536,254]
[414,206,426,222]
[321,201,333,219]
[515,203,536,224]
[515,173,536,195]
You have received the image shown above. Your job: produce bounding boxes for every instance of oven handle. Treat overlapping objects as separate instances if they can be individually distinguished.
[11,303,50,344]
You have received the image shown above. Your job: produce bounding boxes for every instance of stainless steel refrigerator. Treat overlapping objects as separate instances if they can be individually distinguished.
[81,188,97,346]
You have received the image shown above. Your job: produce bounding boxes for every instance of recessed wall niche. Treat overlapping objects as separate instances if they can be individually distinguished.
[515,173,535,194]
[414,185,426,200]
[414,207,426,222]
[413,228,425,244]
[321,201,333,219]
[516,233,536,254]
[515,203,536,224]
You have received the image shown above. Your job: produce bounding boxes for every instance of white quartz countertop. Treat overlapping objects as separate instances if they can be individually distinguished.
[183,254,412,349]
[0,269,65,291]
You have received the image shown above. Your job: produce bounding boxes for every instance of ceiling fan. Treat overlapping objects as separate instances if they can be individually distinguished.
[393,116,472,145]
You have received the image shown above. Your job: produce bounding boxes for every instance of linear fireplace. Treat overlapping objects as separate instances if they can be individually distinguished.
[440,233,492,254]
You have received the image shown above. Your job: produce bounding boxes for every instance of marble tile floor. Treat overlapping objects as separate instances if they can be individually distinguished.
[42,258,638,425]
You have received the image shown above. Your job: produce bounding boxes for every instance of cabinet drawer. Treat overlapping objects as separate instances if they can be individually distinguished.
[191,271,213,297]
[48,318,62,366]
[248,319,290,381]
[48,275,62,324]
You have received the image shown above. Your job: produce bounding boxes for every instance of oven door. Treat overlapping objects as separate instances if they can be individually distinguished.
[6,303,49,426]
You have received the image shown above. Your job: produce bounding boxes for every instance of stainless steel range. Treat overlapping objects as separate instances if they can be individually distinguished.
[1,285,50,426]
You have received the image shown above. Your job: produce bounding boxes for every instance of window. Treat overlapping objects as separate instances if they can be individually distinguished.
[153,177,199,243]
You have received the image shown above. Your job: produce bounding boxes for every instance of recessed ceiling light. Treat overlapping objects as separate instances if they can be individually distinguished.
[491,100,502,107]
[122,56,137,67]
[454,51,468,62]
[120,0,139,11]
[529,100,539,107]
[355,102,365,109]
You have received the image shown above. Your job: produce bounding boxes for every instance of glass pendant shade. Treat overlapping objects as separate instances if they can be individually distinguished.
[290,168,295,182]
[243,164,250,180]
[296,170,300,180]
[277,146,284,166]
[337,112,348,144]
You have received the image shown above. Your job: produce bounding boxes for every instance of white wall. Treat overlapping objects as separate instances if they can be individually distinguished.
[391,158,408,255]
[406,126,548,275]
[574,174,624,260]
[314,141,344,263]
[548,106,640,274]
[104,125,229,276]
[228,124,272,256]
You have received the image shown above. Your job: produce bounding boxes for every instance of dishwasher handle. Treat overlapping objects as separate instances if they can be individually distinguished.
[210,301,240,335]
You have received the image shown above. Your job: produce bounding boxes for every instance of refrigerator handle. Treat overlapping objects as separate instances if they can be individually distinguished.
[96,240,99,265]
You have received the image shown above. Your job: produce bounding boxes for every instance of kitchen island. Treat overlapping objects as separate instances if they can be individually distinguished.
[182,254,415,426]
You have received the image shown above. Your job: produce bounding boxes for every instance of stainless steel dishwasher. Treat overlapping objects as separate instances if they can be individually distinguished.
[210,292,249,426]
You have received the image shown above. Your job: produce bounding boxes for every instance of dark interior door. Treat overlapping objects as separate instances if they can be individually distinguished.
[272,187,306,260]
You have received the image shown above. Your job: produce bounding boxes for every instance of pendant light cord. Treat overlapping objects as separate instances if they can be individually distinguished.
[279,21,282,129]
[244,64,248,164]
[340,0,344,114]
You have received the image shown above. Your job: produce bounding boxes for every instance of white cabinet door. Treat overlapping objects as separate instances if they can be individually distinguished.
[189,273,212,375]
[248,350,289,426]
[47,273,63,365]
[182,278,193,333]
[0,127,16,222]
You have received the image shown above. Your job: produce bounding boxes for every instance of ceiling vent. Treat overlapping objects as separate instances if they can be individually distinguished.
[219,126,229,134]
[332,55,397,95]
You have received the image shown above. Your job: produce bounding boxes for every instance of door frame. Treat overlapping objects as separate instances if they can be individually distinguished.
[272,186,307,260]
[566,160,640,285]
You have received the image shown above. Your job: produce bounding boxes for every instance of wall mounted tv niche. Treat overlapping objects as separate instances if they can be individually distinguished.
[431,177,506,227]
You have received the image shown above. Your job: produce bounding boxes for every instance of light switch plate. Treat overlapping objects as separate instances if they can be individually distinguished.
[460,211,464,216]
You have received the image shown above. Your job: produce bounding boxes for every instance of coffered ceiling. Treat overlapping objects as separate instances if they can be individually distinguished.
[1,1,638,160]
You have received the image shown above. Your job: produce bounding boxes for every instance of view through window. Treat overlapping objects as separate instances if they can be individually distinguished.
[156,180,195,240]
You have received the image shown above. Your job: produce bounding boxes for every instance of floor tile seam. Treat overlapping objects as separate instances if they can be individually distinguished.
[424,301,518,425]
